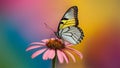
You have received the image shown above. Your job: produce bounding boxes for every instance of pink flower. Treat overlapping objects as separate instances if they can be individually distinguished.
[26,38,83,64]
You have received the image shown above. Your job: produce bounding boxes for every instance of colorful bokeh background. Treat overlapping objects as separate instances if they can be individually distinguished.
[0,0,120,68]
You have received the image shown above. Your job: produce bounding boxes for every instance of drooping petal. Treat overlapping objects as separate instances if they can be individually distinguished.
[57,50,64,63]
[67,47,83,59]
[65,50,76,62]
[66,44,73,46]
[48,49,55,59]
[43,49,51,60]
[61,50,69,64]
[31,42,45,45]
[64,42,73,47]
[26,45,43,51]
[41,39,49,42]
[65,41,71,45]
[31,48,47,58]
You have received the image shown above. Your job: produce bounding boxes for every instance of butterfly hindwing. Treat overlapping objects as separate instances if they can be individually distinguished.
[57,6,84,44]
[58,26,84,44]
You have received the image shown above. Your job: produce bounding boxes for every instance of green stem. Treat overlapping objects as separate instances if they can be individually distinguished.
[52,51,57,68]
[52,56,56,68]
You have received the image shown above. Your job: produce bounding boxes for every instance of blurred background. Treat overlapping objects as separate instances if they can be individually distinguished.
[0,0,120,68]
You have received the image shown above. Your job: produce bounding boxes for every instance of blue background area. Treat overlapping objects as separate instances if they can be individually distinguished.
[0,19,51,68]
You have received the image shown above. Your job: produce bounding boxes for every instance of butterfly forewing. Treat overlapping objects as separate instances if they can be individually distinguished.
[58,6,78,30]
[63,6,78,19]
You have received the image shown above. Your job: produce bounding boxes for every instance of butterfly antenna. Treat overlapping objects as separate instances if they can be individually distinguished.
[44,23,57,38]
[44,23,56,33]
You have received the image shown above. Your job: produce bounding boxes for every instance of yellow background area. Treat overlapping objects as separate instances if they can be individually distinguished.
[57,0,120,68]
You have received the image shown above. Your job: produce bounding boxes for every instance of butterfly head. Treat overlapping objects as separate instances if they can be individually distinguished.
[54,32,61,39]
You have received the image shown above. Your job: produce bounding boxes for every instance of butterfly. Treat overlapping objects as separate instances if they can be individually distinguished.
[45,6,84,45]
[54,6,84,44]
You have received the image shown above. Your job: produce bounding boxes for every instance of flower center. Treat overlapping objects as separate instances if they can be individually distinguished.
[46,39,65,50]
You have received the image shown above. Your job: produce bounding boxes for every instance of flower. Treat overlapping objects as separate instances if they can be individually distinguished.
[26,38,83,64]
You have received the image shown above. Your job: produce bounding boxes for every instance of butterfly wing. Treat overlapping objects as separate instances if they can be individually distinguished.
[58,26,84,44]
[58,6,78,30]
[57,6,84,44]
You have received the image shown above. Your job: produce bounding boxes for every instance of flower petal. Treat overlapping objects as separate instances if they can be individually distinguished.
[48,49,55,59]
[67,47,83,59]
[31,48,47,58]
[64,42,73,46]
[51,38,55,40]
[41,39,49,42]
[65,50,76,62]
[61,51,69,64]
[31,42,45,45]
[26,45,43,51]
[66,44,73,46]
[42,49,51,60]
[57,50,64,63]
[65,41,71,45]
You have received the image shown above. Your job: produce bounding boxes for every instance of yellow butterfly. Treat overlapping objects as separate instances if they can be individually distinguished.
[55,6,84,44]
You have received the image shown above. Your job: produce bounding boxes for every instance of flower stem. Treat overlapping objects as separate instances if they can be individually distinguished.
[52,55,57,68]
[52,50,57,68]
